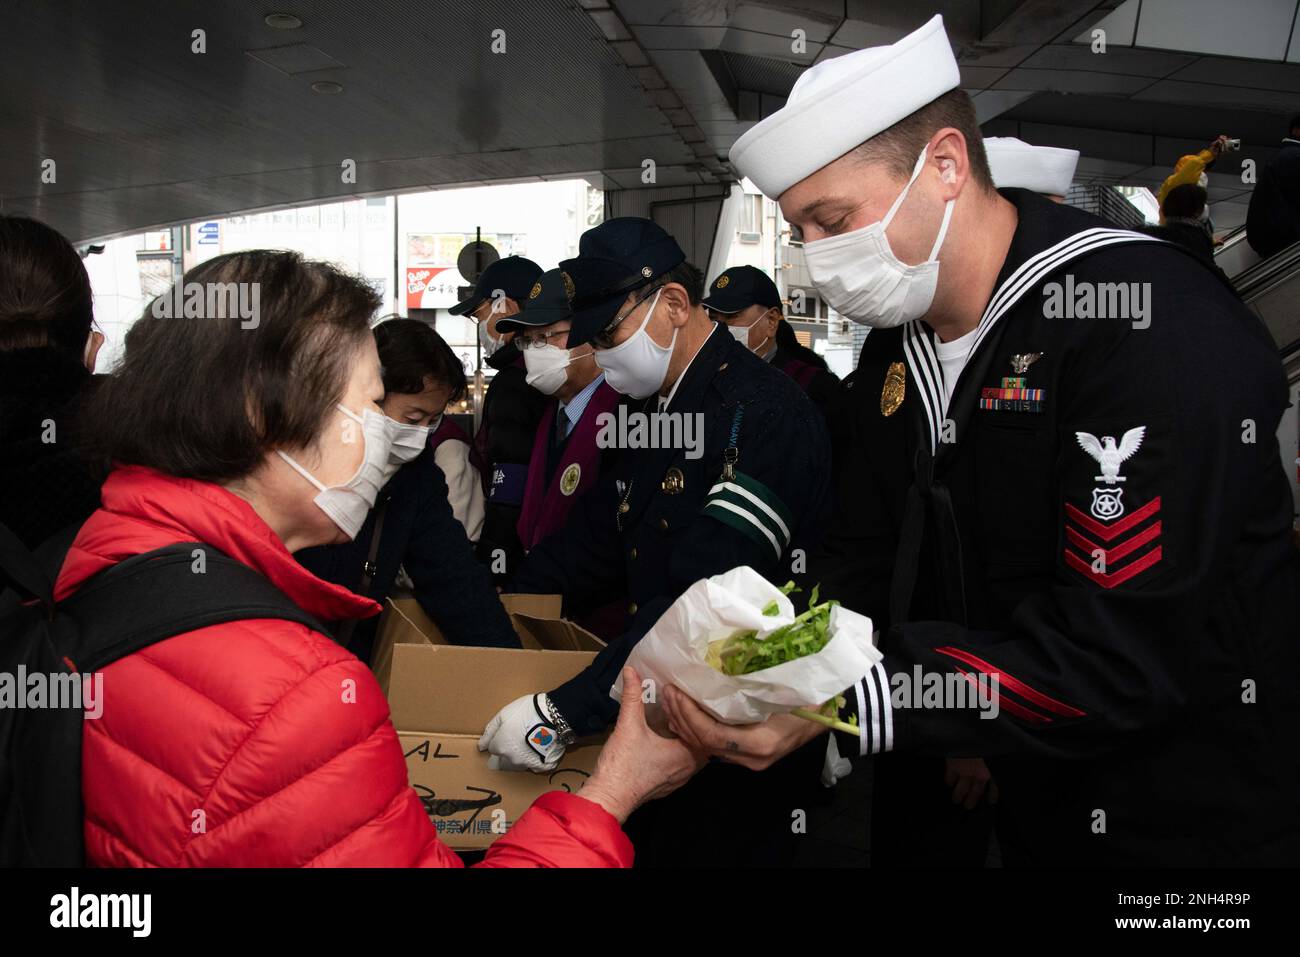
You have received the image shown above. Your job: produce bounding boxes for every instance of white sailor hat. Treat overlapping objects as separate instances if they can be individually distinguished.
[729,15,960,198]
[985,137,1080,197]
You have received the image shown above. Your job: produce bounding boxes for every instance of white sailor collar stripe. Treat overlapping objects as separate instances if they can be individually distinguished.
[905,227,1163,453]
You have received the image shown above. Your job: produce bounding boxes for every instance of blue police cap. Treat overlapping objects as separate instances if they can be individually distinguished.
[448,255,542,316]
[700,265,782,315]
[560,217,685,347]
[496,267,573,331]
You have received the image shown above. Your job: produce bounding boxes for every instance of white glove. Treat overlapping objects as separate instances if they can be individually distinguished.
[478,693,568,772]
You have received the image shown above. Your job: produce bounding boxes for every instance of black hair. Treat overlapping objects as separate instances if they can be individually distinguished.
[0,215,94,356]
[372,316,467,403]
[775,319,829,370]
[1162,183,1208,219]
[653,260,705,304]
[85,249,378,482]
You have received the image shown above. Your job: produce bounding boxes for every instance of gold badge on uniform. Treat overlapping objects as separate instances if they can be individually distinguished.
[661,467,685,495]
[881,362,906,417]
[560,463,581,496]
[715,275,730,289]
[560,271,576,302]
[528,281,542,299]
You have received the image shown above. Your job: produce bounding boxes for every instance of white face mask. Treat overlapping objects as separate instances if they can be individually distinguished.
[802,145,955,328]
[478,318,503,358]
[593,290,673,400]
[726,316,771,355]
[278,404,393,540]
[523,341,589,396]
[379,417,433,482]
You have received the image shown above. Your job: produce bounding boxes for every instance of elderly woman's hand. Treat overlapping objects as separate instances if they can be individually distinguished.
[577,667,706,824]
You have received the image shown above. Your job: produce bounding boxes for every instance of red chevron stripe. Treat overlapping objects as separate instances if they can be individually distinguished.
[1066,520,1162,565]
[1064,544,1163,588]
[1063,495,1162,541]
[953,665,1051,724]
[936,646,1087,718]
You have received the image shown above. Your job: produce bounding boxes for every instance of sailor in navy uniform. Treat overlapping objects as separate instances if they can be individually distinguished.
[661,14,1300,867]
[478,216,833,865]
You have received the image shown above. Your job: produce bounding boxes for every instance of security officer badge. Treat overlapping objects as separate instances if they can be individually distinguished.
[560,463,581,496]
[880,362,905,416]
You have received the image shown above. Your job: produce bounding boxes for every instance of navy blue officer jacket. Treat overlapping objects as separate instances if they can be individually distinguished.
[508,322,832,734]
[297,443,520,660]
[815,188,1300,865]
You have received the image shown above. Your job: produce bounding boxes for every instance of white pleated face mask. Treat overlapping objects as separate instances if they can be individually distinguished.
[379,417,433,483]
[593,289,672,399]
[524,342,590,396]
[278,404,393,540]
[726,316,771,354]
[802,145,955,328]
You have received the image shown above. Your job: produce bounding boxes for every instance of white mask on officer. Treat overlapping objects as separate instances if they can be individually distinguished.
[278,404,393,540]
[726,315,771,355]
[594,289,672,399]
[524,342,590,396]
[802,145,955,328]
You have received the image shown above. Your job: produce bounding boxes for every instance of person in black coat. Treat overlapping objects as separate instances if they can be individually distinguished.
[0,214,105,551]
[1246,116,1300,258]
[296,319,520,661]
[451,257,549,582]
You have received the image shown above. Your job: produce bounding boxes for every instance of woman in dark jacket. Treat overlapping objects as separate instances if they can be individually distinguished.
[0,214,104,550]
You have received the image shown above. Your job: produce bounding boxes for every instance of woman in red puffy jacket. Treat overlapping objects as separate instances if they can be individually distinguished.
[56,249,700,867]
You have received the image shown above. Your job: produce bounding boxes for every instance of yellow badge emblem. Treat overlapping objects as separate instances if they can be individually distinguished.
[529,281,542,300]
[661,467,685,495]
[560,463,581,496]
[715,275,730,288]
[560,271,576,301]
[881,362,906,417]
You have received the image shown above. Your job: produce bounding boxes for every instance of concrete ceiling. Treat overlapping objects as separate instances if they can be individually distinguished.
[3,0,1298,242]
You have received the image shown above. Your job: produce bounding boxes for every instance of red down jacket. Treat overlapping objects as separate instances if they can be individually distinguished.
[54,465,632,867]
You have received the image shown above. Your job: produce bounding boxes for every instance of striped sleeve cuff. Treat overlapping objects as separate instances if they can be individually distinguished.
[701,471,793,560]
[840,660,895,757]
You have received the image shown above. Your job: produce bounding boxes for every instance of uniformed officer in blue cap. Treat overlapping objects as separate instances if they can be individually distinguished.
[702,264,842,417]
[478,216,834,865]
[452,256,549,582]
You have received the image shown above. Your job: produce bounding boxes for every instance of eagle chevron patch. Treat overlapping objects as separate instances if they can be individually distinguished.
[701,471,792,559]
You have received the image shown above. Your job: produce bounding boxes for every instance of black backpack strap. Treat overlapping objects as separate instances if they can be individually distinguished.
[58,542,329,673]
[0,520,54,610]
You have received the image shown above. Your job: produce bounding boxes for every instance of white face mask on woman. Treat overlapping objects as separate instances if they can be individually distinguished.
[802,145,955,328]
[277,404,393,540]
[379,418,433,483]
[593,289,672,399]
[523,342,590,396]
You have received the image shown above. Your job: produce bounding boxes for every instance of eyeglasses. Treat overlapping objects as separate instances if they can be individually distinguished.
[517,328,572,350]
[592,283,661,350]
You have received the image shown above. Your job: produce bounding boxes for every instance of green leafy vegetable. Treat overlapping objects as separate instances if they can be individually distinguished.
[708,582,837,677]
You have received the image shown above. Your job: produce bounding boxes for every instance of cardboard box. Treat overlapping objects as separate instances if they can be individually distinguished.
[373,595,607,850]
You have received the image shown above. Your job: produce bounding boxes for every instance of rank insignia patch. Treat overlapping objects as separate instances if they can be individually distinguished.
[1064,425,1161,588]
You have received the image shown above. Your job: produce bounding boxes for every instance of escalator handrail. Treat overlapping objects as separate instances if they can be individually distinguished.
[1233,237,1300,299]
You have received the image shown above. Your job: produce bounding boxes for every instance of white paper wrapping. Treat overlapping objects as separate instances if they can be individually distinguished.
[610,566,881,724]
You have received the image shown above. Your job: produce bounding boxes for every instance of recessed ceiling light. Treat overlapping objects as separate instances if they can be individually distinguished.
[311,80,344,94]
[265,13,303,29]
